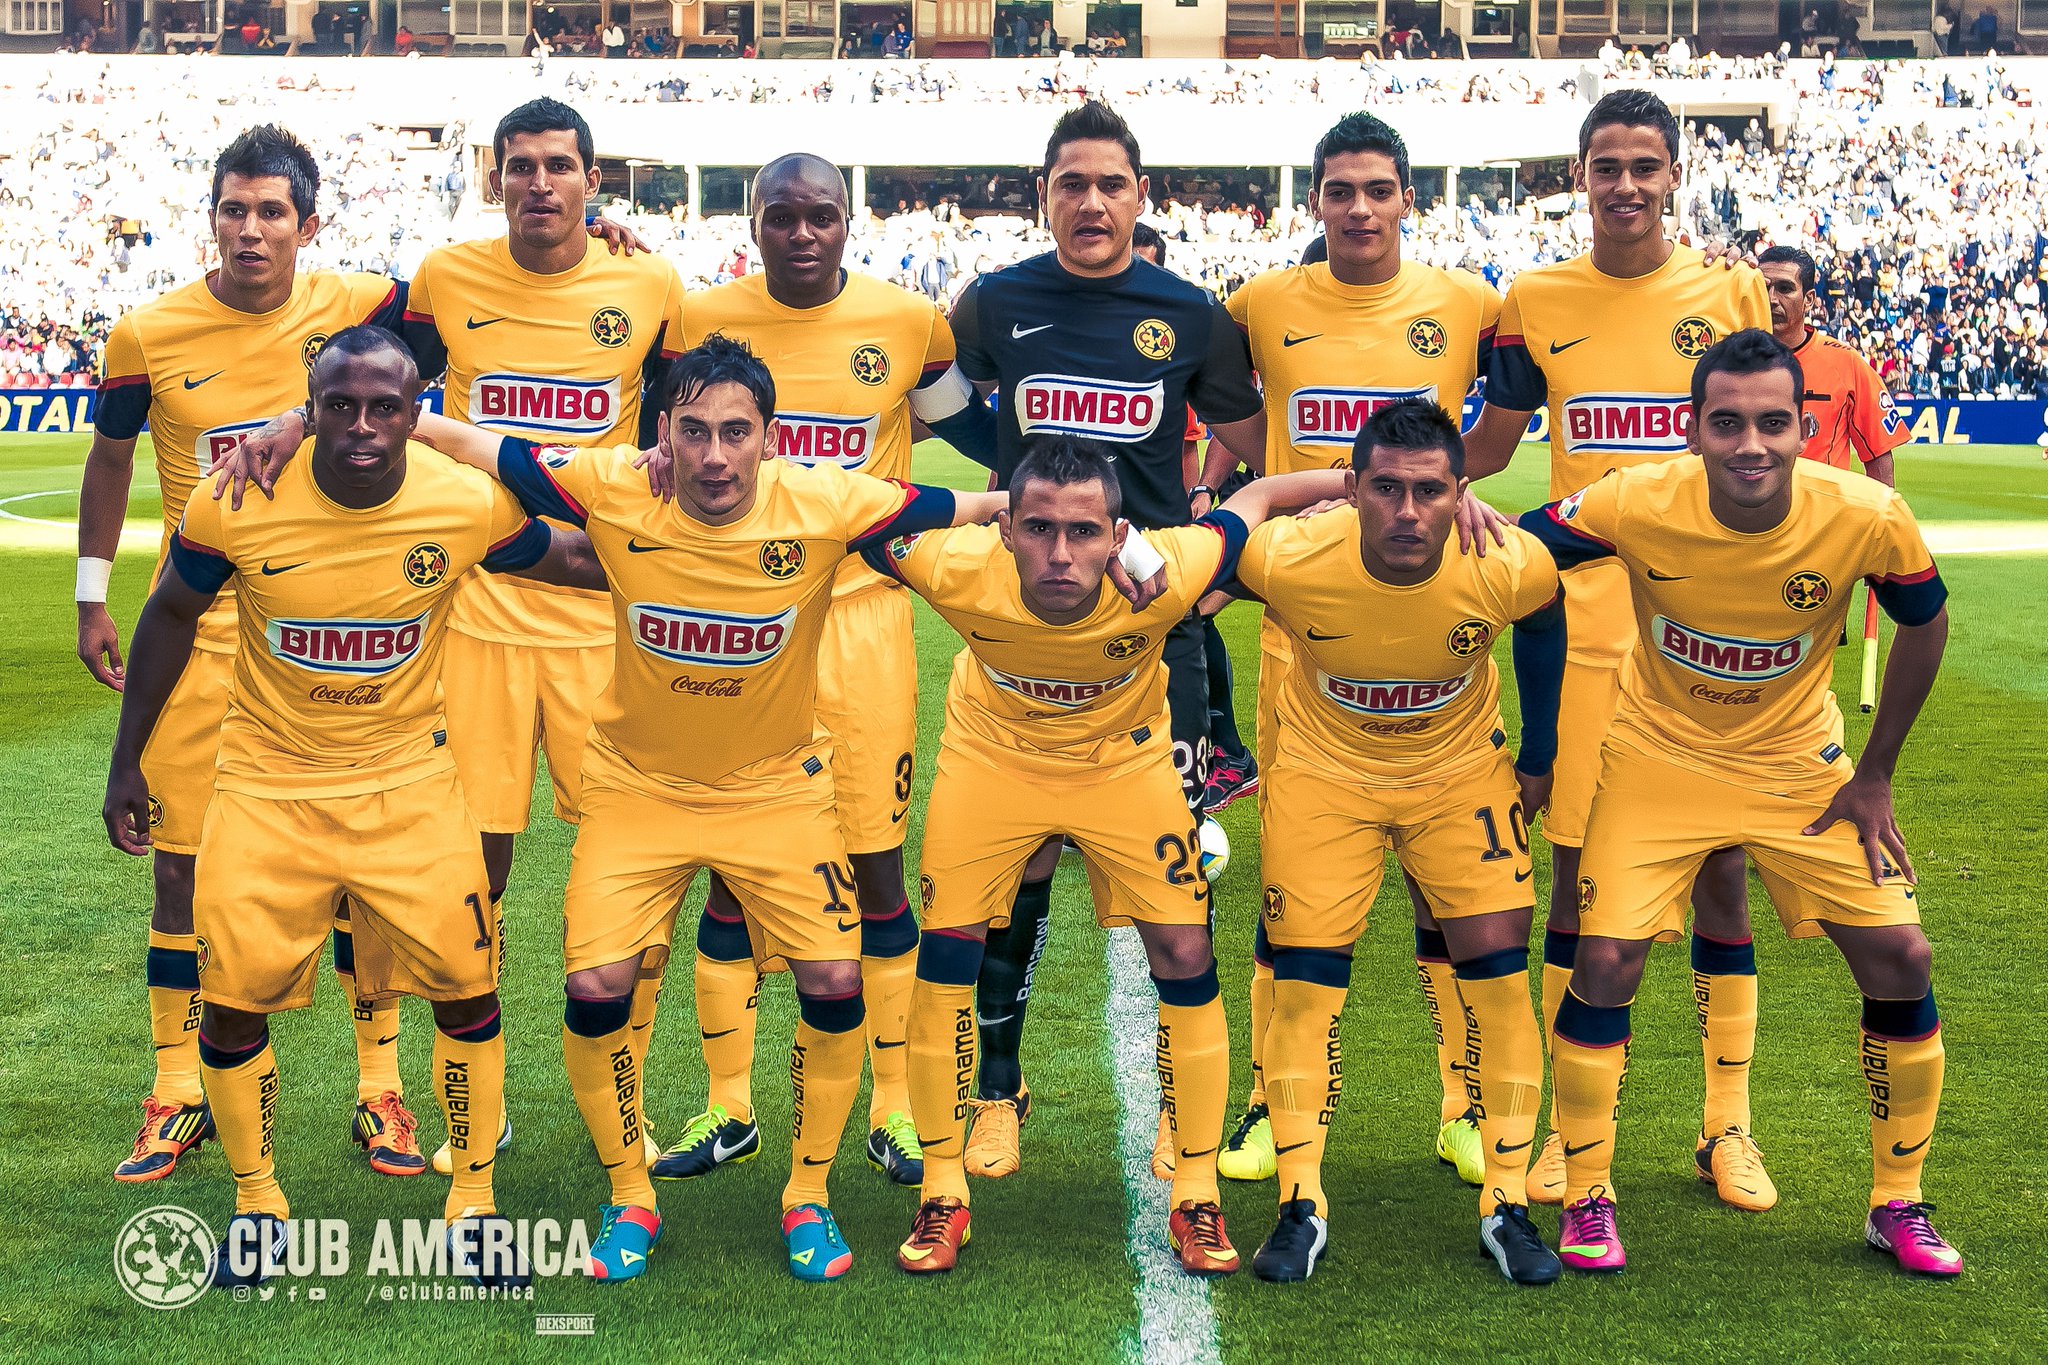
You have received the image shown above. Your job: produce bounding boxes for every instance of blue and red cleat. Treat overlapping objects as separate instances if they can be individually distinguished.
[588,1205,662,1282]
[782,1203,853,1281]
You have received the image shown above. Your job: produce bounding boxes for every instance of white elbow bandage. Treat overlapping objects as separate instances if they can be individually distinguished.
[1118,528,1165,582]
[76,555,113,604]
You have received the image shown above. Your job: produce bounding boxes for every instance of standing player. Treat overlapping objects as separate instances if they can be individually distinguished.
[78,125,420,1183]
[1217,111,1507,1189]
[1523,330,1960,1276]
[943,100,1268,1179]
[101,328,597,1287]
[1235,400,1566,1285]
[397,336,1009,1283]
[1759,245,1905,484]
[870,438,1349,1275]
[655,153,992,1189]
[1467,90,1774,1207]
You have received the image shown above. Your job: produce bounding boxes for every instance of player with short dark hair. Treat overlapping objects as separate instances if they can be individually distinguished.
[1758,244,1905,483]
[1466,89,1775,1208]
[1522,330,1959,1277]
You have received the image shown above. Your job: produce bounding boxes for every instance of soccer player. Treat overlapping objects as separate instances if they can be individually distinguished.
[655,153,992,1189]
[101,327,597,1288]
[1758,245,1905,483]
[1523,330,1960,1277]
[871,437,1349,1276]
[1235,398,1566,1286]
[1218,111,1507,1189]
[397,335,1011,1284]
[78,125,420,1183]
[1468,90,1775,1207]
[944,100,1268,1180]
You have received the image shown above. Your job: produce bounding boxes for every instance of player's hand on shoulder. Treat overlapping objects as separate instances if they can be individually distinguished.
[210,408,306,509]
[77,603,125,692]
[1694,236,1759,271]
[587,216,649,256]
[1294,497,1347,520]
[102,761,152,856]
[632,442,676,502]
[1513,764,1553,824]
[1804,770,1915,886]
[1454,489,1511,557]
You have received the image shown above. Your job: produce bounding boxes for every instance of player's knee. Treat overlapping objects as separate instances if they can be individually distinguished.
[432,992,503,1037]
[1690,847,1751,927]
[198,1003,269,1058]
[1138,924,1214,981]
[1879,930,1935,996]
[567,958,640,1005]
[151,852,196,933]
[1568,937,1648,1006]
[792,958,863,1005]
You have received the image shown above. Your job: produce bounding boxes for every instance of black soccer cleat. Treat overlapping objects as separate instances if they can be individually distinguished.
[1480,1201,1563,1286]
[209,1212,289,1289]
[866,1111,925,1186]
[1251,1198,1328,1283]
[449,1213,532,1290]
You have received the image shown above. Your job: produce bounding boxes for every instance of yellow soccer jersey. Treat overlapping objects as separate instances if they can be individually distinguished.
[494,438,956,786]
[96,271,404,652]
[1226,260,1500,474]
[166,441,547,799]
[404,236,687,647]
[1525,459,1946,783]
[1239,511,1560,784]
[868,516,1242,770]
[683,271,959,598]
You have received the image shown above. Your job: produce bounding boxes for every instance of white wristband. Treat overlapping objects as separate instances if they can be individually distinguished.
[76,556,113,604]
[1118,528,1166,582]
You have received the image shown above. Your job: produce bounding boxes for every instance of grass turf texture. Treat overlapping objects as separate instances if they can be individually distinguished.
[0,433,2041,1361]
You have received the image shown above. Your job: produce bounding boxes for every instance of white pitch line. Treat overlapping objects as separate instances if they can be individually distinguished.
[1106,925,1221,1365]
[0,485,159,545]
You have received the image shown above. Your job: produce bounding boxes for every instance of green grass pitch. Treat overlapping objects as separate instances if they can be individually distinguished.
[0,433,2042,1361]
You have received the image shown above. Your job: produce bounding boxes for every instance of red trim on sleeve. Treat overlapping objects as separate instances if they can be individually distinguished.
[100,373,149,392]
[401,308,435,325]
[1872,563,1938,586]
[1494,332,1524,349]
[920,359,951,378]
[361,281,399,323]
[487,519,537,554]
[175,531,228,559]
[850,478,917,544]
[1546,504,1615,551]
[1478,324,1498,343]
[536,464,589,523]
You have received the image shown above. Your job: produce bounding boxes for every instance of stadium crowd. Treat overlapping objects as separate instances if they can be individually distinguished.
[2,54,2043,398]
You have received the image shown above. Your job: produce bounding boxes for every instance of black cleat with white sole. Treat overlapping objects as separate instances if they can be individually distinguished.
[1480,1201,1563,1285]
[1251,1198,1328,1283]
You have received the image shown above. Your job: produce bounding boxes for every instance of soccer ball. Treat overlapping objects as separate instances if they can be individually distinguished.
[1197,817,1230,883]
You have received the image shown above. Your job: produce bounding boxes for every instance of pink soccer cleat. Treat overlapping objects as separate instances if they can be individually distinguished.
[1866,1201,1963,1277]
[1558,1193,1626,1274]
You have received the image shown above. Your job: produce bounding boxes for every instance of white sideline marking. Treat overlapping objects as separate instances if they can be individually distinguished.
[0,486,158,546]
[1105,925,1221,1365]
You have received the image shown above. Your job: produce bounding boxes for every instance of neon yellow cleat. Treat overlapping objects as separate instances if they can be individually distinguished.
[1528,1131,1566,1205]
[1435,1108,1485,1186]
[1216,1104,1276,1182]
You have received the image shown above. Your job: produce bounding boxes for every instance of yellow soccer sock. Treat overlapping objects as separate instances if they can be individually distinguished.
[198,1032,289,1217]
[1157,966,1229,1208]
[783,990,866,1211]
[695,908,760,1123]
[907,932,983,1204]
[146,929,203,1108]
[1264,950,1351,1216]
[862,943,917,1127]
[1692,933,1758,1136]
[1862,992,1945,1207]
[1246,920,1274,1109]
[1551,988,1631,1206]
[435,1009,506,1219]
[563,993,656,1212]
[334,922,402,1103]
[1539,928,1577,1128]
[1455,951,1545,1212]
[1415,927,1470,1124]
[629,953,666,1134]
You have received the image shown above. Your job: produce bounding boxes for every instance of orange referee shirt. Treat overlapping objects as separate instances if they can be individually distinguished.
[1793,328,1908,470]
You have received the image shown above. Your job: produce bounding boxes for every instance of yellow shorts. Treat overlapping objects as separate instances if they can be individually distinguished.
[1544,657,1622,848]
[442,631,611,834]
[814,586,917,855]
[1260,744,1534,949]
[1255,614,1290,779]
[919,734,1209,933]
[563,741,859,975]
[142,648,232,856]
[193,768,497,1012]
[1576,738,1920,943]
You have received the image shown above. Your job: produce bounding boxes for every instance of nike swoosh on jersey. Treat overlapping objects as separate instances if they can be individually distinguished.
[1304,627,1349,641]
[260,561,307,575]
[1011,323,1054,339]
[1646,568,1691,581]
[1282,333,1322,347]
[835,919,859,933]
[183,370,225,389]
[626,539,671,554]
[1549,337,1589,354]
[466,316,507,330]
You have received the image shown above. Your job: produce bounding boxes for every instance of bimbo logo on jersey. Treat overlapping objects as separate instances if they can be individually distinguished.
[267,613,429,675]
[982,664,1137,708]
[1016,374,1163,443]
[1560,393,1690,456]
[1288,385,1439,447]
[1317,669,1472,717]
[201,420,272,467]
[1654,615,1812,682]
[470,374,620,438]
[630,603,796,667]
[777,412,880,470]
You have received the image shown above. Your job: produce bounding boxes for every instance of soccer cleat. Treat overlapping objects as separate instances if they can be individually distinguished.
[1436,1108,1486,1186]
[209,1212,288,1289]
[1480,1201,1563,1286]
[782,1203,853,1282]
[1152,1107,1175,1181]
[114,1097,213,1182]
[650,1105,759,1180]
[588,1204,662,1282]
[1558,1193,1626,1274]
[352,1091,427,1177]
[1866,1201,1963,1277]
[1695,1126,1779,1212]
[1216,1103,1276,1182]
[1251,1198,1328,1283]
[1168,1200,1240,1276]
[1527,1130,1567,1205]
[448,1213,532,1289]
[1202,752,1260,814]
[897,1196,972,1274]
[866,1111,924,1186]
[431,1113,513,1176]
[964,1088,1029,1179]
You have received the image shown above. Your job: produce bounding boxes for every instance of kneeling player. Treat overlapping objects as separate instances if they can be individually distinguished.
[102,329,596,1287]
[1523,330,1959,1276]
[1233,400,1567,1284]
[868,437,1348,1276]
